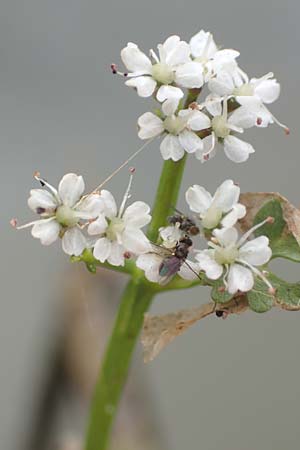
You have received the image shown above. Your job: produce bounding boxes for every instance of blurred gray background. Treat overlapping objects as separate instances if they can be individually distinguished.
[1,0,300,449]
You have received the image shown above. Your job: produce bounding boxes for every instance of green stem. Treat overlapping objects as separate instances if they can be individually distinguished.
[85,89,200,450]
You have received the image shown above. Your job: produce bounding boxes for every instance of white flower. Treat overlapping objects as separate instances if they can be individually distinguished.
[196,97,255,163]
[137,107,210,161]
[195,221,273,294]
[13,173,104,256]
[208,71,288,130]
[189,30,241,82]
[186,179,246,230]
[88,181,151,266]
[136,226,199,284]
[121,36,203,108]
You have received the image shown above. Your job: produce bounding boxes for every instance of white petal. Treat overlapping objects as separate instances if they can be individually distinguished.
[179,260,201,280]
[100,190,117,218]
[212,49,240,74]
[221,204,246,228]
[87,214,108,235]
[213,227,239,247]
[157,85,184,102]
[224,135,255,163]
[195,134,217,161]
[204,95,222,116]
[122,201,151,228]
[196,250,223,280]
[227,264,254,294]
[160,134,185,161]
[161,35,181,54]
[62,227,86,256]
[31,219,60,245]
[162,97,181,116]
[208,71,235,96]
[175,62,204,89]
[28,189,58,213]
[187,110,211,131]
[190,30,217,59]
[93,237,112,262]
[137,112,164,139]
[136,253,162,283]
[107,242,125,266]
[185,185,212,214]
[76,194,105,219]
[122,228,151,254]
[179,130,203,153]
[164,39,190,66]
[58,173,85,207]
[253,78,280,104]
[228,106,257,129]
[125,76,156,97]
[121,42,152,74]
[239,236,272,266]
[212,179,240,212]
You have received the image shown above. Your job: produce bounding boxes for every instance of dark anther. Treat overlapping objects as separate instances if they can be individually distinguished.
[36,207,46,214]
[215,310,224,318]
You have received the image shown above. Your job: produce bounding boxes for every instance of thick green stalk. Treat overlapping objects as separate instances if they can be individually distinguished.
[85,90,199,450]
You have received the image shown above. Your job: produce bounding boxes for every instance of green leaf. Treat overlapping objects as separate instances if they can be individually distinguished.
[253,199,300,262]
[253,200,285,240]
[269,274,300,310]
[247,278,274,313]
[211,279,234,304]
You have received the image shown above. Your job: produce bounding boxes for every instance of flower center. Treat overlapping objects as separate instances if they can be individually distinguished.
[211,115,230,138]
[56,205,79,227]
[152,63,175,85]
[106,217,125,241]
[233,83,254,97]
[163,116,186,135]
[214,245,239,265]
[201,206,223,229]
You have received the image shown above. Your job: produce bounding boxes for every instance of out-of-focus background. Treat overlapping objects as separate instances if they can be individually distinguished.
[1,0,300,449]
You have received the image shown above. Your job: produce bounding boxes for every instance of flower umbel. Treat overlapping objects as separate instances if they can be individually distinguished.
[12,173,104,256]
[88,175,151,266]
[185,179,246,230]
[196,218,274,294]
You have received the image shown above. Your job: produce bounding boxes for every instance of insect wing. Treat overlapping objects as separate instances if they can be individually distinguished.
[158,256,182,285]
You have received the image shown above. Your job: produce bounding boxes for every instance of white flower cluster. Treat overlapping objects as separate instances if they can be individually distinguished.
[118,30,288,162]
[13,173,151,266]
[137,179,273,295]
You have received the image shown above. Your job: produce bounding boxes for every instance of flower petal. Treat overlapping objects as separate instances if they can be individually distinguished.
[213,227,239,247]
[185,185,212,214]
[227,263,254,294]
[87,214,108,235]
[93,237,112,262]
[121,42,152,74]
[100,190,118,218]
[221,203,246,228]
[179,130,203,153]
[163,38,190,66]
[196,250,223,280]
[136,253,162,283]
[187,110,211,131]
[62,227,86,256]
[253,78,280,104]
[212,179,240,212]
[31,219,60,245]
[125,76,156,97]
[239,236,272,266]
[160,134,185,161]
[208,71,235,96]
[190,30,217,59]
[107,241,125,266]
[138,112,164,139]
[224,135,255,163]
[58,173,85,207]
[122,201,151,228]
[76,194,104,219]
[175,61,204,89]
[179,260,201,280]
[28,189,58,213]
[228,106,257,129]
[122,228,151,254]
